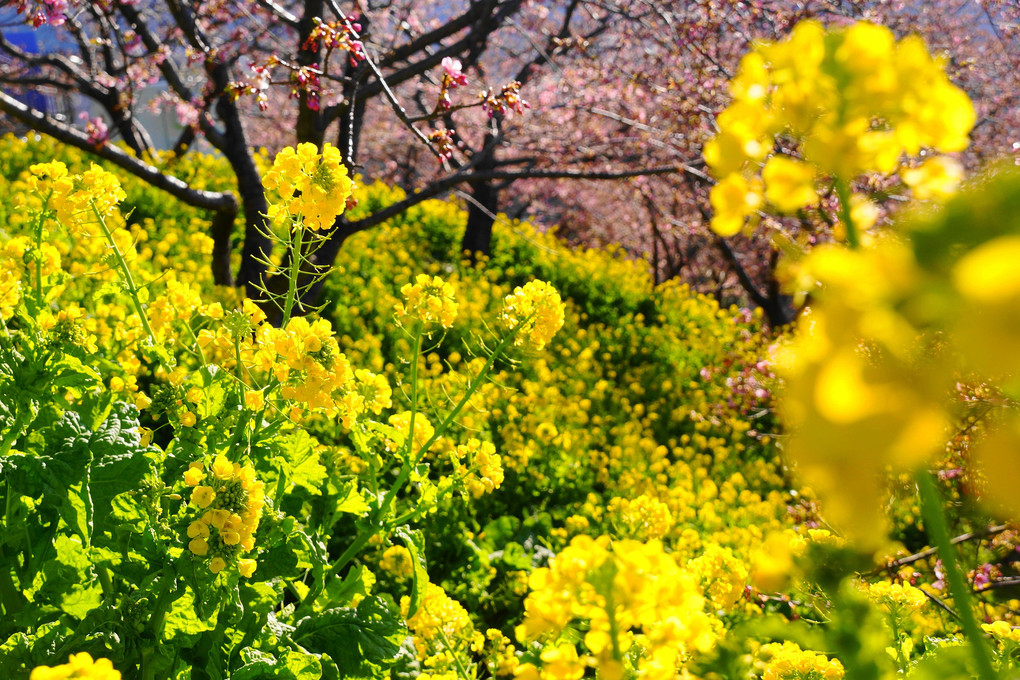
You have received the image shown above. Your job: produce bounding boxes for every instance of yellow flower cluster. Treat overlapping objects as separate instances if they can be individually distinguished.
[774,239,949,542]
[982,621,1020,644]
[450,438,504,498]
[516,535,717,680]
[39,305,99,354]
[485,628,520,677]
[501,280,565,351]
[29,161,126,232]
[607,493,674,541]
[184,456,265,577]
[196,306,390,427]
[394,274,458,328]
[865,580,928,613]
[704,20,975,236]
[380,544,413,580]
[689,542,748,610]
[387,410,437,458]
[262,142,353,231]
[30,653,121,680]
[402,583,484,677]
[0,237,28,319]
[756,641,844,680]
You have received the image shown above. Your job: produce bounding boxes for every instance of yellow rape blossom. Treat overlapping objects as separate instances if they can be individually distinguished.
[705,20,975,238]
[184,456,265,576]
[756,641,844,680]
[901,156,964,201]
[866,580,928,613]
[517,536,717,679]
[501,280,565,351]
[30,653,121,680]
[709,173,763,237]
[762,156,818,213]
[262,142,353,231]
[402,583,483,677]
[39,162,126,232]
[394,274,458,328]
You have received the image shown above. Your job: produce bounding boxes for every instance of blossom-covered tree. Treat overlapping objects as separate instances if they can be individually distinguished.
[2,1,1016,324]
[0,0,689,308]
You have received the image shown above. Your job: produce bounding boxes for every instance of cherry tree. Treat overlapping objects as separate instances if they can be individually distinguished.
[0,0,688,307]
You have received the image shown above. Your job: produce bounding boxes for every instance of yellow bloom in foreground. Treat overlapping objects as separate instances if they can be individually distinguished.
[501,280,565,351]
[762,156,818,213]
[901,156,964,201]
[758,641,844,680]
[30,653,121,680]
[709,173,762,237]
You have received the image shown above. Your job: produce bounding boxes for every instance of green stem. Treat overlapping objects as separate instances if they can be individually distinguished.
[96,563,114,602]
[379,329,515,529]
[32,190,52,310]
[91,205,162,363]
[140,647,156,680]
[916,470,998,680]
[435,623,473,680]
[281,224,305,327]
[889,612,909,673]
[834,178,859,249]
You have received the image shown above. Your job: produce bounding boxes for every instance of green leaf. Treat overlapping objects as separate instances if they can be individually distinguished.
[394,528,428,619]
[285,430,328,494]
[278,650,323,680]
[164,588,214,643]
[89,402,154,527]
[335,482,371,516]
[325,564,376,606]
[65,476,93,546]
[194,365,229,420]
[291,596,406,680]
[906,644,973,680]
[232,649,322,680]
[48,353,101,390]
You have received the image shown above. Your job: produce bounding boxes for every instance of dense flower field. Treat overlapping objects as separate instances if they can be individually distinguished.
[2,19,1020,680]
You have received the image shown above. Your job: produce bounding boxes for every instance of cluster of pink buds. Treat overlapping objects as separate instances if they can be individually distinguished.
[78,112,109,147]
[427,129,455,162]
[436,57,468,111]
[290,64,322,111]
[228,58,276,110]
[19,0,68,27]
[479,80,529,118]
[304,16,366,66]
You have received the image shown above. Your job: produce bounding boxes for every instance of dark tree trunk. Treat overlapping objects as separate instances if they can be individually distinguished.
[296,0,326,147]
[460,132,499,259]
[210,206,238,287]
[208,65,271,296]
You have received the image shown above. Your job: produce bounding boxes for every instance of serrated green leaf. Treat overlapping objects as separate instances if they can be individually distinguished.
[49,354,101,389]
[89,402,153,527]
[194,366,228,420]
[164,588,214,642]
[291,596,405,680]
[279,430,327,494]
[64,476,93,546]
[335,481,370,516]
[279,650,323,680]
[325,564,376,606]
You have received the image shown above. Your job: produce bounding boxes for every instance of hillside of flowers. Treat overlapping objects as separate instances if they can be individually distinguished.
[3,18,1020,680]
